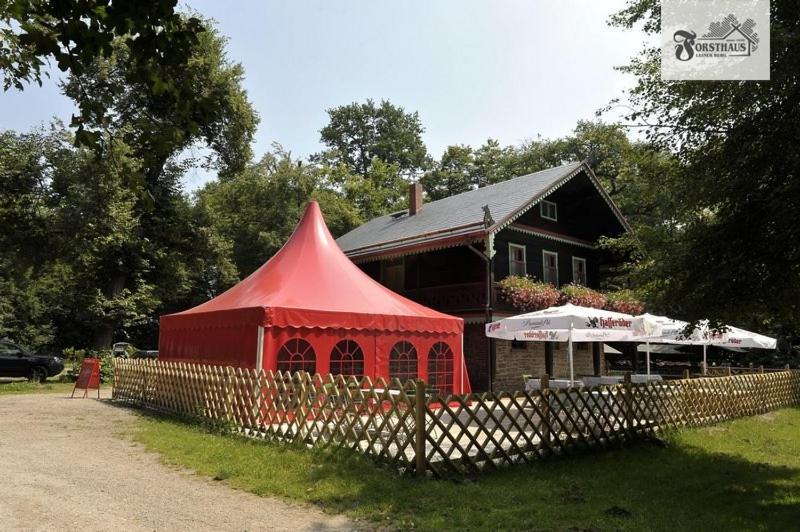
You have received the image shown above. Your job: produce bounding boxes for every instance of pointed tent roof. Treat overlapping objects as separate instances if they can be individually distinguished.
[161,201,462,334]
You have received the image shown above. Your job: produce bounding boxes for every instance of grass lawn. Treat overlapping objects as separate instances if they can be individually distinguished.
[130,407,800,531]
[0,380,77,396]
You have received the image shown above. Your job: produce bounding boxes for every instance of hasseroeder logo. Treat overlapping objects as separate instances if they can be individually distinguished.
[674,14,760,62]
[586,317,632,329]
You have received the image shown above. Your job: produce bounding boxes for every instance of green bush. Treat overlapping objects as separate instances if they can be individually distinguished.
[604,289,646,315]
[559,283,607,309]
[61,347,115,383]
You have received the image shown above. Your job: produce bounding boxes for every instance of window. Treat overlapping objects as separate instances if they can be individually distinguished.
[329,339,364,378]
[381,257,405,292]
[540,200,557,221]
[427,342,454,395]
[572,257,587,285]
[542,250,558,286]
[389,341,418,382]
[277,338,316,374]
[576,342,590,352]
[508,243,527,277]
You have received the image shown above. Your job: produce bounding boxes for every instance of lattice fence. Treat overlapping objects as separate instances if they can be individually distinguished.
[113,359,800,477]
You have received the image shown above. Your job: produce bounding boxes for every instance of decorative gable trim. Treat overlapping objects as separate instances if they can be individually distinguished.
[508,223,597,249]
[488,161,631,236]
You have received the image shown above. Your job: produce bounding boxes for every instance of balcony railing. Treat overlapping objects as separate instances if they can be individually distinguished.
[401,282,486,313]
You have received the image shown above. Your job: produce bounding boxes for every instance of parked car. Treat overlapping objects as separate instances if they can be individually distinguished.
[0,340,64,382]
[112,342,158,359]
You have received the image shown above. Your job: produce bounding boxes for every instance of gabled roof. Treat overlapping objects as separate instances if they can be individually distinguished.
[162,201,462,333]
[336,161,630,259]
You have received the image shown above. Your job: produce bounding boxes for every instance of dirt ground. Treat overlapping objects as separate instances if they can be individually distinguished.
[0,390,354,531]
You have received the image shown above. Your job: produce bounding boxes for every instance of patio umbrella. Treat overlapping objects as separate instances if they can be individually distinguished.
[486,303,661,385]
[638,315,777,375]
[637,314,707,376]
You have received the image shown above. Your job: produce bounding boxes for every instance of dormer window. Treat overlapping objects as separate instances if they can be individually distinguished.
[540,200,557,221]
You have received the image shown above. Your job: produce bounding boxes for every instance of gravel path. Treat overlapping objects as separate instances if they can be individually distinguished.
[0,390,354,531]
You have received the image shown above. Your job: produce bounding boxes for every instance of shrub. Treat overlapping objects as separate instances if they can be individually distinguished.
[62,347,115,383]
[498,276,560,312]
[559,283,607,309]
[604,289,646,315]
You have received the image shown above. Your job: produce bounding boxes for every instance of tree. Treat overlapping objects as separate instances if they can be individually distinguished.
[53,18,257,347]
[421,145,474,200]
[1,0,206,147]
[608,0,800,347]
[197,146,361,278]
[318,99,428,178]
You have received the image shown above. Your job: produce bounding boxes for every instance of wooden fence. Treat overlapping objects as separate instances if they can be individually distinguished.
[113,359,800,477]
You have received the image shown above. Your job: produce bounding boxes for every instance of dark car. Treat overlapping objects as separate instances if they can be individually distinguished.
[0,340,64,382]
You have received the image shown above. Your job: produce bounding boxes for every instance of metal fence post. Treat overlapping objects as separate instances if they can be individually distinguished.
[415,379,427,478]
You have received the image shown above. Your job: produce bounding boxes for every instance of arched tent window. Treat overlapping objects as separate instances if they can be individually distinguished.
[427,342,454,395]
[330,339,364,377]
[277,338,316,374]
[389,341,418,382]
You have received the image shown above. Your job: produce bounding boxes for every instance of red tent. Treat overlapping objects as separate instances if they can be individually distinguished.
[159,201,470,394]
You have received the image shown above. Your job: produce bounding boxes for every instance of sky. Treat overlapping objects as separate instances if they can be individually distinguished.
[0,0,643,189]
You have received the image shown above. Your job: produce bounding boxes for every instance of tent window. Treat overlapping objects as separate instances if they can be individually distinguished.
[277,338,316,374]
[330,339,364,378]
[427,342,454,395]
[389,341,418,382]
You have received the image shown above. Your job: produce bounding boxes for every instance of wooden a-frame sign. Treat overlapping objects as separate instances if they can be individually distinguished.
[71,357,101,398]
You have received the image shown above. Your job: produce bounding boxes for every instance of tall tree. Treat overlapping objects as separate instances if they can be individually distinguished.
[55,16,258,347]
[318,99,427,178]
[1,0,205,147]
[609,0,800,345]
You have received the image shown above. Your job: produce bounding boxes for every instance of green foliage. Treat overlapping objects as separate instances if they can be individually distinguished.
[318,99,427,177]
[559,284,607,309]
[196,146,361,278]
[604,289,646,315]
[606,1,800,347]
[62,347,114,383]
[1,0,206,148]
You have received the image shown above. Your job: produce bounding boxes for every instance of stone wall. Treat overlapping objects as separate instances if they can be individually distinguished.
[492,340,547,391]
[493,341,606,391]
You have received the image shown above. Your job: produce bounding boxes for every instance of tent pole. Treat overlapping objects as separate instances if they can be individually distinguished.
[702,344,707,375]
[256,326,265,371]
[646,340,651,377]
[568,323,575,387]
[460,334,465,394]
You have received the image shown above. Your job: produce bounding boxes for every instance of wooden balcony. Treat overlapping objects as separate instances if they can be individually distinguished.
[400,282,487,314]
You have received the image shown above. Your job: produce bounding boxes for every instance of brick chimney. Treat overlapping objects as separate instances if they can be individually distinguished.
[408,182,423,216]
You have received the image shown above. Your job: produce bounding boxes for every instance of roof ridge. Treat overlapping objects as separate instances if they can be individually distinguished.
[418,160,582,208]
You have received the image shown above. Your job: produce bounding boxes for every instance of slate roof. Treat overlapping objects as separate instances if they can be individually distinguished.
[336,161,626,259]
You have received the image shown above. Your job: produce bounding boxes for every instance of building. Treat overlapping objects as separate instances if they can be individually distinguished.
[336,161,630,391]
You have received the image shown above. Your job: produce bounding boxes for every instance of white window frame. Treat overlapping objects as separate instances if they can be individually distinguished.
[542,250,559,286]
[540,200,558,221]
[572,256,587,285]
[508,243,527,277]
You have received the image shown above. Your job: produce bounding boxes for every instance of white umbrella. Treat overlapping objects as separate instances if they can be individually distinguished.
[638,313,707,376]
[486,304,660,385]
[639,314,777,375]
